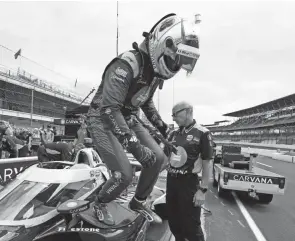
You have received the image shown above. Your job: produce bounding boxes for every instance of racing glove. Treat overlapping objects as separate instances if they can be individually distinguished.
[124,134,156,168]
[156,120,168,139]
[163,141,177,157]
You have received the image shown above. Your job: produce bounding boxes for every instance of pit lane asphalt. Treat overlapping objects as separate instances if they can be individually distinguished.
[203,161,257,241]
[238,155,295,241]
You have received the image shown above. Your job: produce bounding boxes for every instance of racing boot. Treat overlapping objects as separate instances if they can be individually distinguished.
[93,202,115,226]
[129,197,162,224]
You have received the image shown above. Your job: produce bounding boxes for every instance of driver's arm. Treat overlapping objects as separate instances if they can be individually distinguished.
[100,60,134,142]
[95,58,156,167]
[141,97,163,127]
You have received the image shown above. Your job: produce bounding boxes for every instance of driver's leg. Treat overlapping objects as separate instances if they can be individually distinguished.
[131,121,166,198]
[128,120,167,223]
[87,116,133,225]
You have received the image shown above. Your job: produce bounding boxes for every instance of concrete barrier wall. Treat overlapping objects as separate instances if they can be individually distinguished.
[216,142,295,164]
[216,140,295,151]
[271,153,294,163]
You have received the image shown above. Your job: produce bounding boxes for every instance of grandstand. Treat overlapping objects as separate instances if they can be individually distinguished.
[209,93,295,145]
[0,45,90,129]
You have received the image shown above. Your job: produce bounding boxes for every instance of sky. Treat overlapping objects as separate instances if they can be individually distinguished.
[0,0,295,125]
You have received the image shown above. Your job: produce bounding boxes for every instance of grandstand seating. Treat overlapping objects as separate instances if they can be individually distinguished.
[0,79,80,118]
[0,66,83,102]
[209,94,295,145]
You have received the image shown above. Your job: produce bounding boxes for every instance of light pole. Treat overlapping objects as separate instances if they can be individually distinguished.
[116,1,119,56]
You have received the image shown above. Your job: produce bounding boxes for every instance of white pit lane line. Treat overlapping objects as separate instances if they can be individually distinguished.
[228,209,234,216]
[256,162,272,168]
[232,191,267,241]
[201,209,207,241]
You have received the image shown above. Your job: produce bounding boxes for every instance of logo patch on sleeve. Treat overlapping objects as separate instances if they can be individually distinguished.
[115,67,128,78]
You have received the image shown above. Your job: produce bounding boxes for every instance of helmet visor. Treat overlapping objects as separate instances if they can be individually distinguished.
[176,42,199,72]
[164,15,201,74]
[164,40,199,73]
[177,16,201,73]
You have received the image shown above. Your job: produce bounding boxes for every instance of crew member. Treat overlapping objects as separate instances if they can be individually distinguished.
[0,124,30,158]
[73,116,89,146]
[41,124,54,144]
[37,142,76,162]
[165,101,213,241]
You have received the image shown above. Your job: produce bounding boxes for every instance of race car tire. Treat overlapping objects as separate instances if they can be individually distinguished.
[258,193,273,204]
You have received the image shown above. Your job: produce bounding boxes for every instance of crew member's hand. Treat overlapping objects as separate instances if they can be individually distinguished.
[193,189,206,207]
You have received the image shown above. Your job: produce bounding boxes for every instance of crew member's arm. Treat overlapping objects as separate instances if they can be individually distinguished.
[200,132,214,189]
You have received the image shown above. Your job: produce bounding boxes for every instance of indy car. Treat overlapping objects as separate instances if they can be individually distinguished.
[0,143,171,241]
[213,144,286,204]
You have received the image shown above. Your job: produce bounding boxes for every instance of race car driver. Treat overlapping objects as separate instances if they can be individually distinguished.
[87,13,201,225]
[165,101,213,241]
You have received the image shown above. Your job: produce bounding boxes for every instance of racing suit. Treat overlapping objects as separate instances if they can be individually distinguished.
[37,142,73,162]
[0,135,29,158]
[166,120,213,241]
[87,49,169,205]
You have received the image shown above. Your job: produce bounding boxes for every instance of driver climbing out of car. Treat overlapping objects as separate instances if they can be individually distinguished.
[87,13,201,225]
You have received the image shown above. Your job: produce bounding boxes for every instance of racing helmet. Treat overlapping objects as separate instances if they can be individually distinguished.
[141,13,201,79]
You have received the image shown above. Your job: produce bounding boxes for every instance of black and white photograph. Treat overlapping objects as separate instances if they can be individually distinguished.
[0,0,294,240]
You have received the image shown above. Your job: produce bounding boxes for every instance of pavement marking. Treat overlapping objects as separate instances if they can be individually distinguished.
[214,195,218,199]
[201,209,207,241]
[232,191,267,241]
[220,201,226,206]
[257,162,272,168]
[237,219,246,228]
[228,209,234,215]
[209,189,213,193]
